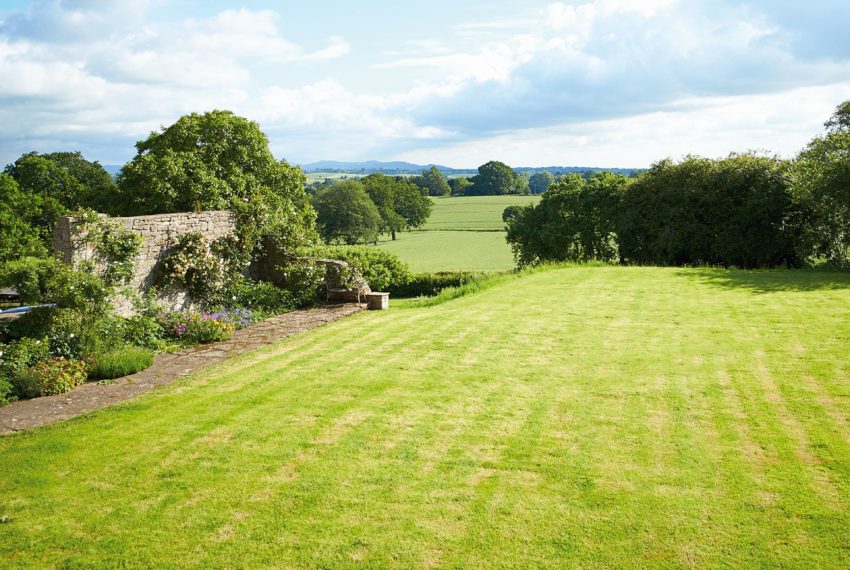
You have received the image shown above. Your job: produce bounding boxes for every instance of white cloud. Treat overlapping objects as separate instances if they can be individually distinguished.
[0,0,848,167]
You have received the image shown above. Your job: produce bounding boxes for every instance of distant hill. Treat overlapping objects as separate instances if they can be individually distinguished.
[300,160,642,177]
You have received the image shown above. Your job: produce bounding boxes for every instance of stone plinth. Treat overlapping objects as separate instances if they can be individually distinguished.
[366,292,389,310]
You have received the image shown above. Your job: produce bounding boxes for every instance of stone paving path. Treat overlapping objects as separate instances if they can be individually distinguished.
[0,304,363,435]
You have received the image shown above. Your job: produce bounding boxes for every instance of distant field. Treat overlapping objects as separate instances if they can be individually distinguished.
[424,195,539,232]
[375,195,539,273]
[374,230,514,273]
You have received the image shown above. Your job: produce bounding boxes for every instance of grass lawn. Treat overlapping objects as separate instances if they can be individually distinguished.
[374,230,514,273]
[2,267,850,568]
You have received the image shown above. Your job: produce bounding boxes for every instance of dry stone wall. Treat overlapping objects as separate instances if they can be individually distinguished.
[54,211,237,315]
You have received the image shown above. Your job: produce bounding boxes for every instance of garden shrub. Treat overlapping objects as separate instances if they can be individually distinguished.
[387,272,483,298]
[0,337,50,383]
[89,346,154,379]
[5,308,124,359]
[122,316,166,350]
[304,245,411,291]
[156,311,237,344]
[272,257,325,307]
[0,377,14,406]
[223,278,296,315]
[0,256,109,312]
[14,357,88,397]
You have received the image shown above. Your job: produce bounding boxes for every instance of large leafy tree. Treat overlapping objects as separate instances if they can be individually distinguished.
[529,171,555,194]
[0,174,48,262]
[2,151,115,258]
[469,160,521,195]
[361,174,432,240]
[117,110,317,253]
[313,180,382,245]
[415,166,451,196]
[506,173,627,266]
[792,101,850,265]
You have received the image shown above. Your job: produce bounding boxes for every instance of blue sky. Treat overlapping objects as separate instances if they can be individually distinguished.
[1,0,849,168]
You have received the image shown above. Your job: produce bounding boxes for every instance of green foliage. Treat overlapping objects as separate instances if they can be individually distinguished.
[89,346,154,380]
[361,174,432,239]
[469,161,522,195]
[156,311,236,344]
[271,257,326,307]
[619,154,796,268]
[122,316,166,350]
[225,278,295,314]
[0,174,48,262]
[157,232,247,305]
[792,101,850,266]
[501,205,524,222]
[75,211,143,286]
[2,152,117,258]
[306,245,411,291]
[117,110,318,255]
[16,357,88,397]
[448,177,472,196]
[0,257,109,312]
[414,166,451,196]
[0,337,50,401]
[313,180,382,245]
[0,377,13,407]
[386,271,482,298]
[507,173,627,266]
[528,171,555,195]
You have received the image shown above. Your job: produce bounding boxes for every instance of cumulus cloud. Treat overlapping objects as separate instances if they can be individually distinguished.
[0,0,848,166]
[397,0,850,135]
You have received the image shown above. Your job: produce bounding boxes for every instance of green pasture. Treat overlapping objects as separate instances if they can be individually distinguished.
[375,195,539,273]
[423,195,539,231]
[2,266,850,568]
[374,230,514,273]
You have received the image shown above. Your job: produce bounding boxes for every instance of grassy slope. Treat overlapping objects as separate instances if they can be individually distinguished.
[2,267,850,568]
[374,195,539,273]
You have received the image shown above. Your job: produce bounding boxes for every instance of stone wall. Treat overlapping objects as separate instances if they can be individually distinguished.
[54,211,237,315]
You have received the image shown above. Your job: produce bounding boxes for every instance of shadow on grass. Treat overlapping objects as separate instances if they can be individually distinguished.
[676,268,850,294]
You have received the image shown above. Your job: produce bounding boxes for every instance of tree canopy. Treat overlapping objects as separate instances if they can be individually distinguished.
[448,177,472,196]
[469,161,523,195]
[313,180,382,245]
[415,166,451,196]
[116,110,317,253]
[793,100,850,265]
[528,171,555,195]
[0,174,48,262]
[1,151,116,260]
[507,173,627,266]
[361,174,431,240]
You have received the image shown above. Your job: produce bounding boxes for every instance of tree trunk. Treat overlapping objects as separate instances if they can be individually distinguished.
[391,230,397,241]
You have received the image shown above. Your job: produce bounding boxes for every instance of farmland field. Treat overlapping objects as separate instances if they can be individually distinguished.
[375,195,540,272]
[2,266,850,568]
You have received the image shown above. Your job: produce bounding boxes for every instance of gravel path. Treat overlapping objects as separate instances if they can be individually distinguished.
[0,304,364,435]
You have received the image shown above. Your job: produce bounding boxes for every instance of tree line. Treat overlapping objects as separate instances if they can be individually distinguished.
[506,102,850,269]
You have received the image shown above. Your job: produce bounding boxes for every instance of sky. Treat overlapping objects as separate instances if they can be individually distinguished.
[0,0,849,169]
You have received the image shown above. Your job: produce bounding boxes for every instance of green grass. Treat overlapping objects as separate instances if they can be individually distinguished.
[89,346,155,380]
[374,195,539,272]
[423,195,539,231]
[374,230,515,273]
[2,267,850,568]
